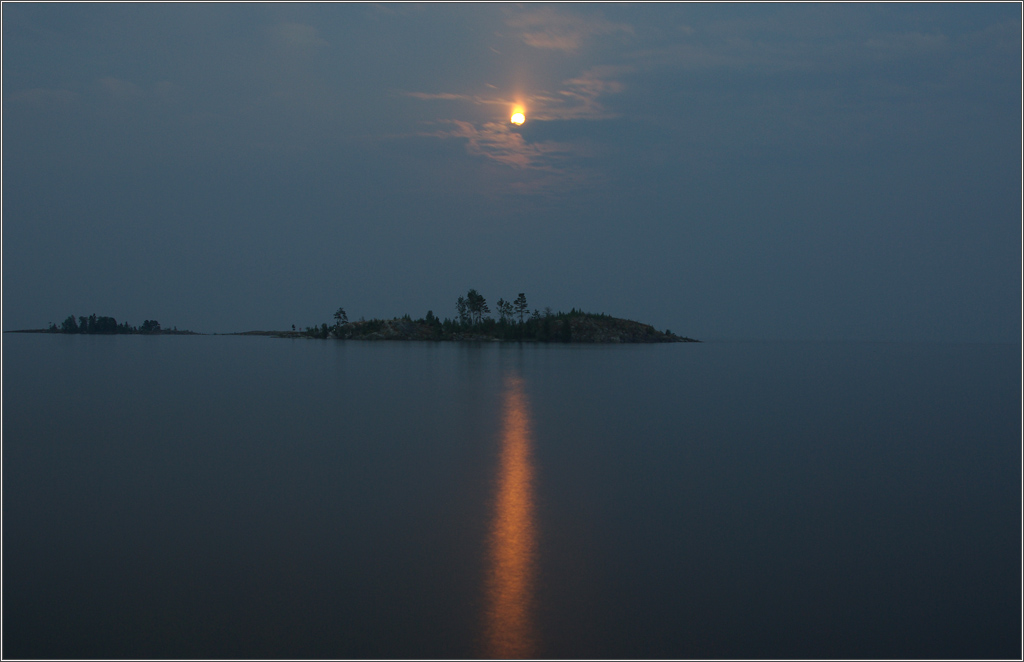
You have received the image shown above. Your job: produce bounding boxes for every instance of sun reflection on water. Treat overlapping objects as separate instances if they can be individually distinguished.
[482,374,538,659]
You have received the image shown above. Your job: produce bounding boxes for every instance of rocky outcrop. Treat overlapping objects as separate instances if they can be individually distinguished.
[562,316,694,343]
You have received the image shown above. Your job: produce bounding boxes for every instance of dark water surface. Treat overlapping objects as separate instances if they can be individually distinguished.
[3,335,1020,659]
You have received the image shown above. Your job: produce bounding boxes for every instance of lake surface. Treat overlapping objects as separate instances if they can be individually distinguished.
[3,335,1020,659]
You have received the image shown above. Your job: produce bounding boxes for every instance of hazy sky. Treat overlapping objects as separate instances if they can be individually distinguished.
[3,3,1020,340]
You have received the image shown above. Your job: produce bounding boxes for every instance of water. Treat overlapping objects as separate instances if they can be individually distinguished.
[3,335,1019,659]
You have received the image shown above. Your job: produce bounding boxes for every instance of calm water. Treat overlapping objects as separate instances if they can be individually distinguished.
[3,335,1020,659]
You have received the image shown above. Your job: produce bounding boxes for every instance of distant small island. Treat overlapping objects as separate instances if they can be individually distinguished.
[9,290,699,343]
[253,289,698,343]
[7,314,198,335]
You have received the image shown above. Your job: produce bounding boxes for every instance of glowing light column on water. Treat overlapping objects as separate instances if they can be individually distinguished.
[482,374,538,658]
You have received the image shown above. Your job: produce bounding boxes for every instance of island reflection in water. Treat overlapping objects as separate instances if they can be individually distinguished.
[482,373,539,659]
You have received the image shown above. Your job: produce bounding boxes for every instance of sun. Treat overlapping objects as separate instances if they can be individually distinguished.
[510,111,525,125]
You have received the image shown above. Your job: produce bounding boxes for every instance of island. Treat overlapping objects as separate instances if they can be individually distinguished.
[251,289,699,343]
[6,314,198,335]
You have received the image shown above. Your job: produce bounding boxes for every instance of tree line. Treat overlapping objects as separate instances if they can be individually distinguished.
[48,314,183,334]
[301,289,634,342]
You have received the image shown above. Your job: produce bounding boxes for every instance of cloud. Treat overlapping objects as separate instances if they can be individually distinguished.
[271,22,328,49]
[543,66,628,120]
[625,17,955,76]
[408,65,628,122]
[403,7,638,175]
[405,90,521,109]
[505,7,632,52]
[406,64,628,181]
[426,120,575,171]
[405,92,474,101]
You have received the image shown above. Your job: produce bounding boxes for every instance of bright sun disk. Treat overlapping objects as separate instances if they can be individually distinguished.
[510,112,525,125]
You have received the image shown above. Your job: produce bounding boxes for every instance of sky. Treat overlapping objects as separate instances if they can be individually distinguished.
[3,3,1020,341]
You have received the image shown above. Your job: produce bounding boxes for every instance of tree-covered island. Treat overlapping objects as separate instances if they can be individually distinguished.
[275,289,698,343]
[10,314,198,335]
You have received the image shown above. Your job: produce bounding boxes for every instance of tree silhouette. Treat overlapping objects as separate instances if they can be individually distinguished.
[93,316,118,334]
[498,298,514,324]
[514,293,528,324]
[465,289,490,325]
[334,307,348,326]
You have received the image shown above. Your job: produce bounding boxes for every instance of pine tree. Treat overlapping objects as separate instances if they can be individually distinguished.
[465,289,489,325]
[514,293,529,324]
[333,307,348,334]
